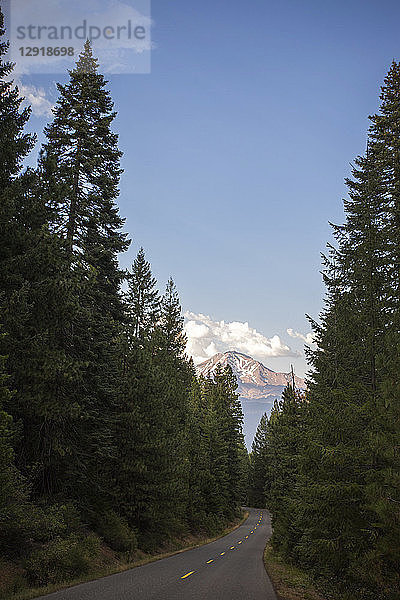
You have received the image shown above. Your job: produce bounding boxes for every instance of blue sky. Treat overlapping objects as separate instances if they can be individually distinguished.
[10,0,400,376]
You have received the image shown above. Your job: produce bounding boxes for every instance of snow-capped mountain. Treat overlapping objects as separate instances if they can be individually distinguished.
[196,351,305,449]
[196,351,305,400]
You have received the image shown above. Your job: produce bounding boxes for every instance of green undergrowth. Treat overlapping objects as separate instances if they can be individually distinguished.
[264,542,329,600]
[264,542,386,600]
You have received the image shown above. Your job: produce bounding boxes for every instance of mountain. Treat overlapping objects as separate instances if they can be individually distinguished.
[196,351,305,400]
[196,351,306,449]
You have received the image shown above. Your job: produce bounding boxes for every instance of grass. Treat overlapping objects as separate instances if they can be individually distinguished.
[3,511,249,600]
[263,542,329,600]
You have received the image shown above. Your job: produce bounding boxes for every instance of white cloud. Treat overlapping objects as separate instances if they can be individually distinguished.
[287,328,316,346]
[185,311,299,365]
[19,82,54,117]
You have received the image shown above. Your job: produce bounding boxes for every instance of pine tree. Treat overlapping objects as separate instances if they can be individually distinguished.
[186,374,210,529]
[0,7,71,499]
[35,42,133,510]
[0,8,34,190]
[157,278,187,356]
[187,370,246,531]
[37,42,130,507]
[269,62,400,596]
[0,5,37,299]
[116,277,191,547]
[113,340,164,545]
[249,413,269,508]
[263,387,306,560]
[39,40,129,320]
[360,62,400,595]
[151,278,191,535]
[0,329,30,555]
[289,122,390,584]
[368,62,400,316]
[198,374,230,519]
[126,248,160,340]
[1,42,130,511]
[214,364,245,515]
[201,364,245,520]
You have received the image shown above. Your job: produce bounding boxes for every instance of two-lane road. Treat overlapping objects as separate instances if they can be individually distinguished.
[37,508,277,600]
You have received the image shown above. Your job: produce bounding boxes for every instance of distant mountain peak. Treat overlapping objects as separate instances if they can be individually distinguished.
[196,351,305,399]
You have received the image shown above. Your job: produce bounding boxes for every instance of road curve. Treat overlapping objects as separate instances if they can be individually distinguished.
[37,508,277,600]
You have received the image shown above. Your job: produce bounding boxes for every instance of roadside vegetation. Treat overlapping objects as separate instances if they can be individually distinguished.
[264,543,328,600]
[2,512,248,600]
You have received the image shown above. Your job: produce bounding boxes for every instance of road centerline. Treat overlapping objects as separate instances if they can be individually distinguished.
[181,571,195,579]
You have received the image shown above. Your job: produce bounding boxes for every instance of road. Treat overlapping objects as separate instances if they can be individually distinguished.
[37,508,277,600]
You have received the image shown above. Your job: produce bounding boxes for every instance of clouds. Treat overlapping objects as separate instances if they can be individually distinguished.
[19,82,54,117]
[287,328,315,346]
[185,311,299,365]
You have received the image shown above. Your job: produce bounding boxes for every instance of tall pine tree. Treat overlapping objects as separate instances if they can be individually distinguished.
[125,248,160,340]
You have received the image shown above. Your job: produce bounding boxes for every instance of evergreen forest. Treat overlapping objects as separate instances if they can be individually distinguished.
[0,13,247,594]
[2,6,400,599]
[249,61,400,600]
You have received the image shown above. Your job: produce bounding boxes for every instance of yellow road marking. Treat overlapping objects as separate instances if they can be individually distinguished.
[220,552,225,555]
[238,541,242,544]
[181,571,195,579]
[251,531,254,534]
[206,559,213,564]
[245,535,249,538]
[230,546,235,550]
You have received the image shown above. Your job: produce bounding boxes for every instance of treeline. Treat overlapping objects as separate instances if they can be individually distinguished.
[0,14,247,592]
[249,62,400,600]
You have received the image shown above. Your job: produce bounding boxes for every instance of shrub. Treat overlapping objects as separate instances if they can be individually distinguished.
[96,511,137,553]
[0,558,27,597]
[0,501,83,557]
[24,533,101,586]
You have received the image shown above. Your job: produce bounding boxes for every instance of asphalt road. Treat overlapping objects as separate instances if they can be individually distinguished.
[37,508,277,600]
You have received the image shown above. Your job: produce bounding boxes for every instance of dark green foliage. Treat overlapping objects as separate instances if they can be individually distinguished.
[248,413,269,508]
[263,388,306,560]
[156,277,187,356]
[126,248,160,340]
[250,62,400,600]
[212,364,245,514]
[24,533,101,586]
[95,511,137,553]
[0,9,34,191]
[39,40,130,274]
[0,338,31,557]
[13,39,130,509]
[189,365,246,525]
